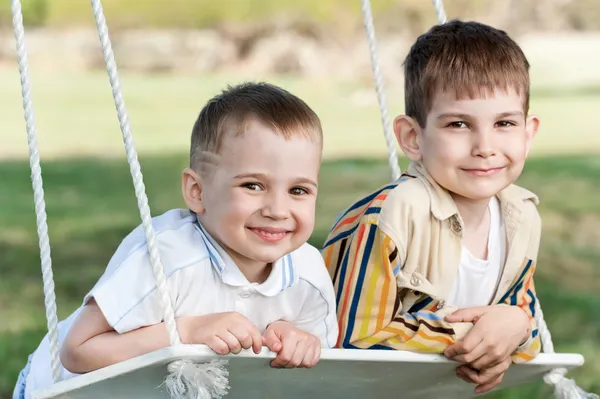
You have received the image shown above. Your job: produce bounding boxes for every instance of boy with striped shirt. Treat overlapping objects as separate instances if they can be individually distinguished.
[322,20,542,394]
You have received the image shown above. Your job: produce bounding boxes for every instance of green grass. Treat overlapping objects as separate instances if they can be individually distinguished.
[0,154,599,398]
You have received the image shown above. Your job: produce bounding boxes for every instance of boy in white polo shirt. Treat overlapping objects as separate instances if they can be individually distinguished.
[15,82,338,399]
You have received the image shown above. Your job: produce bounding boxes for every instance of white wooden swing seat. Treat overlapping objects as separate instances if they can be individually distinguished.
[33,346,584,399]
[9,0,596,398]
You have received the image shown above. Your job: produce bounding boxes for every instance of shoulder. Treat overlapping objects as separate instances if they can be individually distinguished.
[103,209,210,279]
[290,243,330,283]
[289,243,334,296]
[500,184,541,225]
[323,175,431,249]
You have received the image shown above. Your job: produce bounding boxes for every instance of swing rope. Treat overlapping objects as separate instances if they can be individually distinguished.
[88,0,181,350]
[360,0,401,181]
[10,0,62,384]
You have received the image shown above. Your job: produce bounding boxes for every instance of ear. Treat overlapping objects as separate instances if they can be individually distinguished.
[524,114,540,157]
[182,168,205,213]
[394,114,422,162]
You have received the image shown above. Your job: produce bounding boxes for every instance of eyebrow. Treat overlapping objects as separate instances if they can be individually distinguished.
[437,111,524,119]
[234,173,318,187]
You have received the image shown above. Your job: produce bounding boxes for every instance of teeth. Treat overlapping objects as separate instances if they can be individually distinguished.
[255,229,286,237]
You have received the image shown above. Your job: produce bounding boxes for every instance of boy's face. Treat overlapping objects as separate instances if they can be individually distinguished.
[396,87,539,201]
[184,119,321,279]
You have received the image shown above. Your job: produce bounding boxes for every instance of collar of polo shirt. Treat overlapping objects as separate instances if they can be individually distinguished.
[194,221,299,296]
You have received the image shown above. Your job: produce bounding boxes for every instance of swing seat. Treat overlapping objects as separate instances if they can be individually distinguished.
[32,345,584,399]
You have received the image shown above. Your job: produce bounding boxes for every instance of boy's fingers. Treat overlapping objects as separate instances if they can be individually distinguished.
[475,374,504,394]
[262,328,282,353]
[311,342,321,367]
[450,340,487,364]
[205,336,230,356]
[470,350,508,371]
[228,325,253,351]
[285,340,307,368]
[300,345,315,368]
[445,331,484,359]
[219,330,242,354]
[444,307,488,323]
[248,326,264,354]
[271,338,297,368]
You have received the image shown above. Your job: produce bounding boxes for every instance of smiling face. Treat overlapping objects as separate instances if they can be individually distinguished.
[395,87,539,202]
[183,118,322,281]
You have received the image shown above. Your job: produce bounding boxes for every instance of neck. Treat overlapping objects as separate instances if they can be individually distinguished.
[451,194,492,229]
[236,260,272,284]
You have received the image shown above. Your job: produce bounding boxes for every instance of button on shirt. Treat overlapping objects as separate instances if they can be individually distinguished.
[25,209,338,397]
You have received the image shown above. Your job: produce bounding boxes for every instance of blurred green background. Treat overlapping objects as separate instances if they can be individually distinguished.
[0,1,599,398]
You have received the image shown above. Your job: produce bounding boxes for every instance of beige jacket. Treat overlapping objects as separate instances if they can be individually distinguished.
[322,162,541,362]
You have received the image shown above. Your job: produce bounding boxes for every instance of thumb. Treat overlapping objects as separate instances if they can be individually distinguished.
[262,326,282,352]
[444,307,488,323]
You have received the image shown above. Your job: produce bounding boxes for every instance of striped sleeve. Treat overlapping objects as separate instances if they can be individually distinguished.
[322,219,459,353]
[498,259,542,363]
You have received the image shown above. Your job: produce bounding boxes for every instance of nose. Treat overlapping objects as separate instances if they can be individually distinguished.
[471,128,496,158]
[261,191,290,220]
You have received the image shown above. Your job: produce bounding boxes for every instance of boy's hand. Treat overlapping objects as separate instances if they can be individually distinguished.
[178,312,263,355]
[443,305,530,370]
[262,320,321,368]
[455,357,512,394]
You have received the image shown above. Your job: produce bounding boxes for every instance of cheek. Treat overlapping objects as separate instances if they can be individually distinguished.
[292,200,316,234]
[501,136,528,161]
[222,191,260,222]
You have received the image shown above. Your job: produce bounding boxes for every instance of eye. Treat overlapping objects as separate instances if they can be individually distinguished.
[446,121,468,129]
[241,182,263,191]
[496,120,517,128]
[289,187,310,196]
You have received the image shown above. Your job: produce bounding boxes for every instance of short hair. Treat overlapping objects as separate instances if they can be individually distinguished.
[190,82,322,169]
[404,20,530,127]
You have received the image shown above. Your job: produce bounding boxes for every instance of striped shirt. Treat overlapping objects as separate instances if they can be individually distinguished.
[321,162,541,363]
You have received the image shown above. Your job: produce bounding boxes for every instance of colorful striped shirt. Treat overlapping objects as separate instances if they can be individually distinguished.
[321,162,542,363]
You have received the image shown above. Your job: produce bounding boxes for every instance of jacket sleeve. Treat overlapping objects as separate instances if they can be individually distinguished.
[322,219,462,352]
[503,207,542,363]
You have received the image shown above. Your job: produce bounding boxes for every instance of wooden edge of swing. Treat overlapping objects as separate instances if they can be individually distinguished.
[32,345,585,399]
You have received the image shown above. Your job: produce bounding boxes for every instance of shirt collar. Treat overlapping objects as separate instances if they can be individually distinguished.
[407,161,539,222]
[194,220,298,296]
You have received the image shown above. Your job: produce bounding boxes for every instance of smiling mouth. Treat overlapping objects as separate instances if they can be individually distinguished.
[461,166,505,176]
[247,227,291,243]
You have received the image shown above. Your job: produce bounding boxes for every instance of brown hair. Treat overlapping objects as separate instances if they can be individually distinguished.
[404,20,530,127]
[190,82,322,168]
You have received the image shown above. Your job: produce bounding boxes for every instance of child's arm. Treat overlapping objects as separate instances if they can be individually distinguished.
[61,299,264,373]
[500,260,542,363]
[60,299,177,373]
[323,219,466,352]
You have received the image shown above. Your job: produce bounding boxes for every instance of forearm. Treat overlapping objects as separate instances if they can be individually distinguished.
[342,310,464,352]
[61,321,177,373]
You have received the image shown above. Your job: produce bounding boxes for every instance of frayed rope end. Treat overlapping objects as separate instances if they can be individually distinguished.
[544,368,599,399]
[162,358,230,399]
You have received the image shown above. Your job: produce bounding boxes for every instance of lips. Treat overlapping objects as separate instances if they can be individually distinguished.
[247,227,291,243]
[461,166,505,176]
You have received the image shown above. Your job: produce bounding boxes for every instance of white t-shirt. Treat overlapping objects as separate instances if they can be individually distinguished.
[447,196,506,309]
[24,209,338,398]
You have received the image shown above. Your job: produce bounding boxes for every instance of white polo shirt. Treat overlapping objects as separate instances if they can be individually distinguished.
[24,209,338,398]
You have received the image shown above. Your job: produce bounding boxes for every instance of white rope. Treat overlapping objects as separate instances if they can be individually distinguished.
[89,1,229,397]
[431,0,448,25]
[88,0,181,349]
[360,0,402,181]
[10,0,62,384]
[536,300,599,399]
